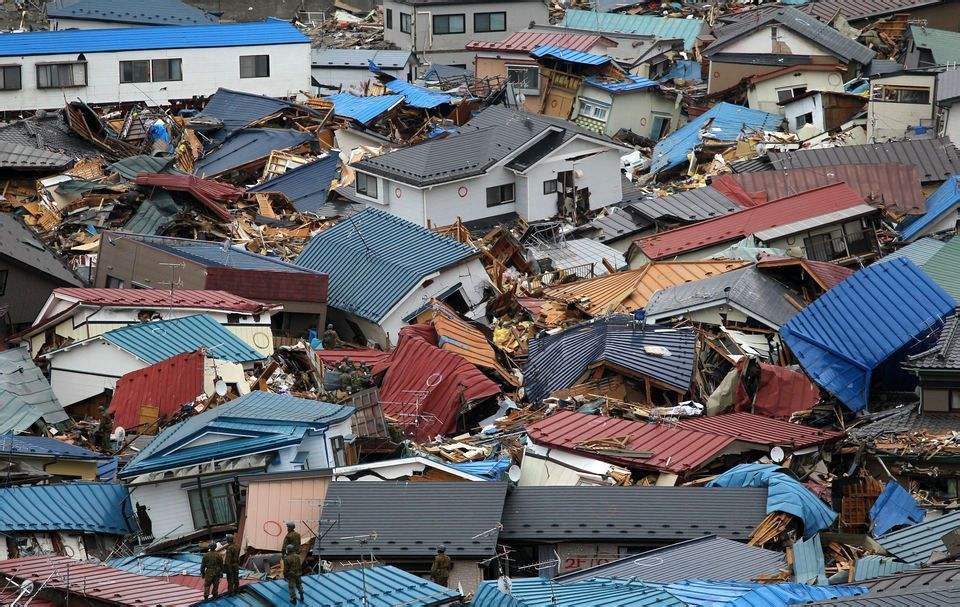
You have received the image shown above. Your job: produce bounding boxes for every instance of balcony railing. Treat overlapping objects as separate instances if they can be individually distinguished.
[805,229,875,262]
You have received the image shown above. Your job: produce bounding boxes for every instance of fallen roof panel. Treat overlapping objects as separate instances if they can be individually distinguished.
[678,412,844,449]
[109,350,205,429]
[0,346,68,434]
[531,44,612,66]
[325,92,404,124]
[877,510,960,564]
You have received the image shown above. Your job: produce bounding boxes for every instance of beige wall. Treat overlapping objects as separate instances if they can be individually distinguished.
[747,69,845,114]
[475,55,541,112]
[868,73,935,142]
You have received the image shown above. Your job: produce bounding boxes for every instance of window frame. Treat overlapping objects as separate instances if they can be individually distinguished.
[872,84,932,104]
[578,97,610,122]
[474,11,506,33]
[105,275,125,289]
[240,54,270,79]
[187,482,236,529]
[355,172,379,199]
[330,435,348,467]
[35,61,87,89]
[775,85,807,103]
[386,7,393,29]
[543,179,558,195]
[119,59,151,84]
[486,183,515,207]
[151,58,182,82]
[432,13,465,35]
[506,64,539,95]
[0,65,21,91]
[400,12,412,34]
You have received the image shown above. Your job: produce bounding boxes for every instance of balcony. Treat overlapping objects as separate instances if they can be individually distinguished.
[804,229,876,263]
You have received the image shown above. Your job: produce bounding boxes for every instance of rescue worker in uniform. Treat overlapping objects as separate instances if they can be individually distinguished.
[281,521,301,555]
[430,545,453,587]
[283,545,305,604]
[96,406,114,451]
[322,324,340,349]
[223,533,241,594]
[200,542,223,600]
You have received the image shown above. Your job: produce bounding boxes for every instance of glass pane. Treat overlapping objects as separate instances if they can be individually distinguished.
[256,55,270,77]
[240,56,254,78]
[452,15,464,32]
[490,13,505,30]
[475,14,489,31]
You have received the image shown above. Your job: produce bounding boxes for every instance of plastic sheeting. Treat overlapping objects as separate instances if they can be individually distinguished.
[870,480,926,537]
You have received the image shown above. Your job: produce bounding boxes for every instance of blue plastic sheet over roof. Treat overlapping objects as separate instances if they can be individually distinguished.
[102,314,263,364]
[448,458,512,480]
[326,93,404,125]
[650,102,782,174]
[248,154,340,214]
[653,579,867,606]
[0,482,133,535]
[206,565,460,607]
[780,258,955,412]
[708,464,837,538]
[0,18,307,58]
[560,9,704,50]
[531,44,612,66]
[383,79,460,109]
[871,480,926,537]
[900,175,960,241]
[584,75,658,93]
[295,207,476,322]
[472,578,682,607]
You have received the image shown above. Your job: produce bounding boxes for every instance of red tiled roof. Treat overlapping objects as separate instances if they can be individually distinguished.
[54,287,274,313]
[379,334,501,441]
[636,183,866,259]
[316,348,392,368]
[109,351,205,429]
[749,363,822,419]
[0,556,203,607]
[679,412,843,449]
[204,266,328,304]
[526,410,735,474]
[467,31,610,52]
[135,173,243,222]
[713,164,925,215]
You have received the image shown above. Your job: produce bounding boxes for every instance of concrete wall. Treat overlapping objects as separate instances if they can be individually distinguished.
[868,73,936,142]
[0,42,310,112]
[746,69,845,114]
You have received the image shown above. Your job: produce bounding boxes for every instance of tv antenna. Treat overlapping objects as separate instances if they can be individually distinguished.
[380,372,443,436]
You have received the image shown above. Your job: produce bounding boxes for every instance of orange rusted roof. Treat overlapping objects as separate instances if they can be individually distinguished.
[543,260,747,316]
[241,472,330,552]
[429,300,520,386]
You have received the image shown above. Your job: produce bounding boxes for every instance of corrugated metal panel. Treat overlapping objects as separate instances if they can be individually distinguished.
[124,189,179,234]
[467,31,608,52]
[500,486,768,542]
[195,128,315,178]
[751,362,822,419]
[129,233,318,274]
[524,317,697,402]
[768,138,960,184]
[109,350,205,429]
[243,474,329,551]
[527,238,626,275]
[881,237,946,266]
[584,75,658,93]
[655,579,866,606]
[715,164,926,215]
[473,578,682,607]
[311,48,412,69]
[530,44,612,66]
[430,302,519,386]
[384,79,459,108]
[650,102,782,175]
[47,0,218,25]
[852,555,917,582]
[0,346,68,434]
[857,562,960,590]
[0,18,307,57]
[678,412,843,449]
[780,258,956,412]
[248,154,341,214]
[135,173,243,221]
[870,481,926,537]
[878,510,960,564]
[107,554,252,578]
[806,585,960,606]
[379,334,500,441]
[527,410,734,474]
[108,154,177,179]
[316,347,392,367]
[638,183,863,258]
[0,482,132,534]
[0,434,105,460]
[317,482,507,558]
[543,260,745,316]
[295,207,477,323]
[0,556,203,606]
[55,287,269,313]
[560,9,704,50]
[793,533,828,585]
[325,92,404,124]
[555,535,787,584]
[630,186,742,222]
[901,176,960,241]
[102,313,264,364]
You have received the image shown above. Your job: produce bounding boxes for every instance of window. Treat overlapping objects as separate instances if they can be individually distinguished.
[119,60,150,84]
[543,179,558,195]
[400,12,412,34]
[486,183,515,207]
[0,269,6,296]
[105,275,125,289]
[578,98,610,121]
[507,65,539,94]
[795,112,814,130]
[355,172,378,198]
[151,58,182,82]
[240,55,270,79]
[187,483,236,528]
[651,114,671,139]
[36,62,86,88]
[776,86,807,103]
[474,11,506,33]
[433,14,465,35]
[0,65,21,91]
[330,435,348,467]
[873,84,931,104]
[386,8,393,29]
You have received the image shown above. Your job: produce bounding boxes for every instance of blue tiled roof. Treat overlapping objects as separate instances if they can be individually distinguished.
[584,75,658,93]
[107,553,254,578]
[0,18,307,58]
[780,258,955,412]
[473,578,682,607]
[651,102,782,175]
[295,207,477,322]
[325,93,404,125]
[384,79,460,109]
[102,314,264,364]
[207,565,460,607]
[121,391,353,477]
[47,0,217,26]
[0,433,108,460]
[0,482,133,535]
[560,9,705,50]
[531,44,612,66]
[900,175,960,241]
[196,128,315,178]
[249,154,340,214]
[652,579,867,606]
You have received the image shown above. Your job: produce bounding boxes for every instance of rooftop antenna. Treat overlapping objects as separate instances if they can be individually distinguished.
[380,372,443,436]
[345,213,373,256]
[289,496,343,573]
[517,551,562,604]
[340,533,379,607]
[157,261,185,313]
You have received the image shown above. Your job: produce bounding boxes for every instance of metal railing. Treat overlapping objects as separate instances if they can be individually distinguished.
[805,229,875,262]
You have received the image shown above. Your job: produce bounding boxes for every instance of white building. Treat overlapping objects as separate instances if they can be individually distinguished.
[382,0,549,70]
[0,19,310,113]
[311,48,416,94]
[745,65,847,115]
[868,71,937,142]
[938,69,960,144]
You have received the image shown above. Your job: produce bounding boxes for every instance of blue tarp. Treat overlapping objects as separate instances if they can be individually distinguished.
[448,458,512,480]
[708,464,837,538]
[650,102,782,174]
[870,480,926,537]
[530,45,612,66]
[900,175,960,241]
[780,258,955,412]
[325,92,404,124]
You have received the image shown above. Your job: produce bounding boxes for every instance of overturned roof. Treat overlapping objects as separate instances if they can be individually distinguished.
[0,110,100,158]
[0,141,73,171]
[47,0,217,26]
[0,213,81,286]
[109,350,205,429]
[248,154,344,215]
[197,88,324,138]
[901,175,960,241]
[0,347,68,435]
[325,92,404,125]
[195,128,315,177]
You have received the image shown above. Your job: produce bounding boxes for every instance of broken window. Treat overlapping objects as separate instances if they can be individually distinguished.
[872,84,932,104]
[776,86,806,103]
[543,179,558,195]
[187,483,236,528]
[36,62,86,88]
[0,269,6,296]
[0,65,21,91]
[507,65,539,94]
[240,55,270,79]
[433,14,465,34]
[105,275,125,289]
[330,435,348,467]
[474,12,506,33]
[795,112,814,130]
[119,60,150,84]
[651,114,671,139]
[151,58,182,82]
[355,172,378,199]
[486,183,515,207]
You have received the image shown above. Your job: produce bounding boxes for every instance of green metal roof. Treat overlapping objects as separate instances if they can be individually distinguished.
[918,237,960,303]
[560,9,704,51]
[910,25,960,66]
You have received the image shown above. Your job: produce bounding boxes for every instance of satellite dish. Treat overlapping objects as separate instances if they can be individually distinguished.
[214,379,228,397]
[770,446,785,464]
[497,576,513,595]
[507,465,522,483]
[20,580,34,594]
[112,426,126,444]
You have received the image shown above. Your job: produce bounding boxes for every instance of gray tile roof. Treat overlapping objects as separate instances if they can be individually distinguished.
[705,7,876,65]
[311,48,413,69]
[316,481,508,558]
[846,405,960,442]
[938,68,960,103]
[768,138,960,184]
[198,88,323,138]
[0,347,69,434]
[629,186,742,223]
[47,0,217,26]
[575,205,653,243]
[0,213,81,285]
[0,141,72,170]
[499,486,769,542]
[0,111,99,158]
[644,265,800,329]
[858,562,960,592]
[555,535,787,584]
[248,154,354,215]
[907,311,960,370]
[195,128,315,178]
[806,585,960,606]
[877,510,960,564]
